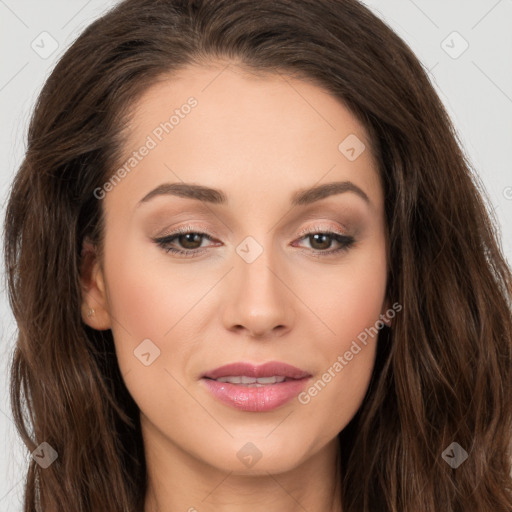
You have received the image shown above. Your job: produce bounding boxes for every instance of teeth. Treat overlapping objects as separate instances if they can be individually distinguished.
[256,376,285,384]
[215,375,287,385]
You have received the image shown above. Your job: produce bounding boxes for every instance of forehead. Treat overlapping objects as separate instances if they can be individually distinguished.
[127,63,375,154]
[104,63,383,215]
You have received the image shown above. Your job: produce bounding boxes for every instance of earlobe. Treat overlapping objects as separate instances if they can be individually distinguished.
[80,238,111,330]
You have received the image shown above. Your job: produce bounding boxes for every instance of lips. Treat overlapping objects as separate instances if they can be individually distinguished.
[200,361,312,412]
[201,361,311,381]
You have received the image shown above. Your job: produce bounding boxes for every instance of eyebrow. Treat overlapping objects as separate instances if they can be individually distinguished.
[137,180,370,207]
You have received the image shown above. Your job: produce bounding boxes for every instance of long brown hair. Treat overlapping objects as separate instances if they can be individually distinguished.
[4,0,512,510]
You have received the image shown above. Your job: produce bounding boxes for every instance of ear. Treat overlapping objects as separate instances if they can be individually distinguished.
[80,238,111,330]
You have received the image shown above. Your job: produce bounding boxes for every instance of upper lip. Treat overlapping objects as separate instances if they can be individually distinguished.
[201,361,311,380]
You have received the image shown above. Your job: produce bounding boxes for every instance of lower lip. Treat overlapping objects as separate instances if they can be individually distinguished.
[201,377,310,412]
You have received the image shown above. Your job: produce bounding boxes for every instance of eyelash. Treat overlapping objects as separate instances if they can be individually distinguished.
[154,224,355,259]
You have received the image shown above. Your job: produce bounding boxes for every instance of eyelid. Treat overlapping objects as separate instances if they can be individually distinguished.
[156,221,348,241]
[155,222,218,239]
[153,221,356,262]
[295,222,349,238]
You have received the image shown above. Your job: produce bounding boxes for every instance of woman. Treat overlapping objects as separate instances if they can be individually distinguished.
[4,0,512,511]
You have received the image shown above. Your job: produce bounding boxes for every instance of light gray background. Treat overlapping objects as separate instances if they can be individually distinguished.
[1,0,511,509]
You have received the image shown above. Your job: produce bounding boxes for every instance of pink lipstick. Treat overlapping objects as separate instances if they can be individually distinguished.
[201,361,311,412]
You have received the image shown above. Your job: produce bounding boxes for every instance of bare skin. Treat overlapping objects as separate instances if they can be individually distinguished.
[81,62,389,512]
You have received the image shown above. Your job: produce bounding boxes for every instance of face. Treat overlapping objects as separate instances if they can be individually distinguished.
[81,63,389,476]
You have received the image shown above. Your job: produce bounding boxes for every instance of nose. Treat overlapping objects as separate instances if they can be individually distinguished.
[221,244,295,339]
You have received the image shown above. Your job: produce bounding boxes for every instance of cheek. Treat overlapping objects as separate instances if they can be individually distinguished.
[101,242,208,422]
[295,239,386,425]
[103,224,209,331]
[300,342,376,444]
[299,292,382,438]
[100,230,200,374]
[299,237,387,343]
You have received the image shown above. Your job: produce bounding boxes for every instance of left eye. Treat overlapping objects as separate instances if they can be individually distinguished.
[294,231,355,253]
[154,229,355,258]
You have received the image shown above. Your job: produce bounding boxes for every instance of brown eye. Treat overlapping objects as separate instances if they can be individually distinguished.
[154,228,217,257]
[293,229,355,256]
[308,233,334,250]
[177,233,204,250]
